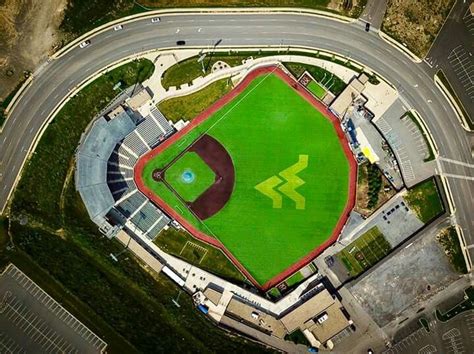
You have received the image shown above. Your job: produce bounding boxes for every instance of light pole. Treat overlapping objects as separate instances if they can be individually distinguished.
[110,233,132,262]
[172,290,182,308]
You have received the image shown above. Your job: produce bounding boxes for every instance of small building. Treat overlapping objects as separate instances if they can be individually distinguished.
[126,87,153,111]
[225,298,287,338]
[329,73,368,118]
[280,289,352,348]
[173,119,189,131]
[107,105,126,120]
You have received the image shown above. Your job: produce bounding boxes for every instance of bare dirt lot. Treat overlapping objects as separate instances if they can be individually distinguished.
[0,0,67,100]
[382,0,455,57]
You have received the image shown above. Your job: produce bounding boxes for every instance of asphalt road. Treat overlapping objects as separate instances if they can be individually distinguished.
[426,0,474,125]
[360,0,388,29]
[0,13,472,254]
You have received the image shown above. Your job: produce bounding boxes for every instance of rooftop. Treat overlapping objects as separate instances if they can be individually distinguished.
[280,289,350,344]
[225,298,287,338]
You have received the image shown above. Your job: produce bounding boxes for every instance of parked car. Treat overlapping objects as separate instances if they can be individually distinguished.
[114,24,123,31]
[176,40,186,46]
[79,40,91,48]
[151,17,161,23]
[365,23,370,32]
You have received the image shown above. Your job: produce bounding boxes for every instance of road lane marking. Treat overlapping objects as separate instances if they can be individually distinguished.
[443,174,474,181]
[439,157,474,168]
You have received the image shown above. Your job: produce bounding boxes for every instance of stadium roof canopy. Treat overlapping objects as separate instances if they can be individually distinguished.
[75,110,135,224]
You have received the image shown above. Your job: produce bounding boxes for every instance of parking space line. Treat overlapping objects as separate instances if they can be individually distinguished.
[447,46,474,100]
[1,264,107,352]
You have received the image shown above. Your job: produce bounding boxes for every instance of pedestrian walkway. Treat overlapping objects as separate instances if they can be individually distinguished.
[140,50,364,105]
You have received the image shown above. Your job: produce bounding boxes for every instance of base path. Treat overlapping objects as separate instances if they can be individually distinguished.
[135,65,356,290]
[188,134,235,220]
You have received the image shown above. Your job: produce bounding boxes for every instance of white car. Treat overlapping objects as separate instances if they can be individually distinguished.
[79,40,90,49]
[151,17,161,23]
[114,24,123,31]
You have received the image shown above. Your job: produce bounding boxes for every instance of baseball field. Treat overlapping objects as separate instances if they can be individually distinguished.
[138,67,355,287]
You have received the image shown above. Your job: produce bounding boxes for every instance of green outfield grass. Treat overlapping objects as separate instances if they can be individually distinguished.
[307,81,326,99]
[143,73,351,284]
[165,152,216,202]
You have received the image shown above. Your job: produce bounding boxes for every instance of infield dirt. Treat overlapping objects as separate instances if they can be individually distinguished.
[136,66,356,288]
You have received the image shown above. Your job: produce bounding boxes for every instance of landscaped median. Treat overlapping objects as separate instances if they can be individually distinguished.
[436,226,468,274]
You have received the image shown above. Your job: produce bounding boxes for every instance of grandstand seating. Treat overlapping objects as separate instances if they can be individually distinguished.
[150,107,173,136]
[146,216,170,240]
[116,191,147,218]
[135,115,164,148]
[78,102,172,239]
[132,203,159,232]
[123,131,149,155]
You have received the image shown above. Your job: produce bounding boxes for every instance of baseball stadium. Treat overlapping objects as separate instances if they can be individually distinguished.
[135,66,357,289]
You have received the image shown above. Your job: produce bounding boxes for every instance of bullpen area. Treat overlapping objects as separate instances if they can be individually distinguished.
[136,66,356,288]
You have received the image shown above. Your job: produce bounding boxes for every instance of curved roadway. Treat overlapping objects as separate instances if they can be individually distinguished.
[0,13,472,250]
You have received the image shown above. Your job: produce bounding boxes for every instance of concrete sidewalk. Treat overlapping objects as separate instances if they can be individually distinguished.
[141,51,364,105]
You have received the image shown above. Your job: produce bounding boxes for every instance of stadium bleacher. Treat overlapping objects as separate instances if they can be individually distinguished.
[150,107,173,136]
[123,131,149,155]
[130,202,170,240]
[116,191,148,218]
[76,96,172,239]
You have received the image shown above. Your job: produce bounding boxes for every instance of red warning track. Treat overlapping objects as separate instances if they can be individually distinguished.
[135,65,357,291]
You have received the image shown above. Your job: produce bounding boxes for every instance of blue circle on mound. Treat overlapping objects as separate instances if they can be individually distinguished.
[181,169,195,184]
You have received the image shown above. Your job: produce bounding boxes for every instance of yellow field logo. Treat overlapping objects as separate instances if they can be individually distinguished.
[255,155,308,210]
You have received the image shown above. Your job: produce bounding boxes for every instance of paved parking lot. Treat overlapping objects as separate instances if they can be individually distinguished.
[425,0,474,122]
[463,7,474,37]
[447,45,473,101]
[384,310,474,354]
[374,100,435,186]
[400,115,429,161]
[376,117,416,183]
[0,264,107,353]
